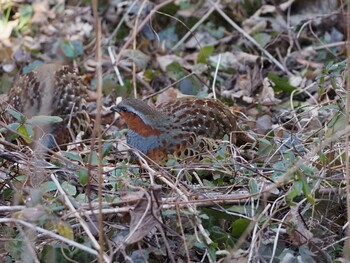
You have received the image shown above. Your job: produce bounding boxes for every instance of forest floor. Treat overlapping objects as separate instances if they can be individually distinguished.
[0,1,348,262]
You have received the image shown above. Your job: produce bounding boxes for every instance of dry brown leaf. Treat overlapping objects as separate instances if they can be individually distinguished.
[31,1,49,24]
[185,32,217,49]
[157,54,188,72]
[155,87,181,106]
[125,185,162,245]
[286,206,313,247]
[260,77,281,105]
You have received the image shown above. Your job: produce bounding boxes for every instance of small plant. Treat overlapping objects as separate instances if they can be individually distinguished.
[1,107,62,144]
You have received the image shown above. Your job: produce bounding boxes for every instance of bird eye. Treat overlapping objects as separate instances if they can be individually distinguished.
[120,106,127,112]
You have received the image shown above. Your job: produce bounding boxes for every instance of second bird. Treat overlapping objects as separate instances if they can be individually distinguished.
[5,63,91,148]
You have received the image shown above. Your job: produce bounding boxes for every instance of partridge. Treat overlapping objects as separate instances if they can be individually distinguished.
[4,63,91,147]
[112,97,252,164]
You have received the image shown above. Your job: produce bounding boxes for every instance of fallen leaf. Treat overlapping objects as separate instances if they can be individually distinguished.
[126,185,162,244]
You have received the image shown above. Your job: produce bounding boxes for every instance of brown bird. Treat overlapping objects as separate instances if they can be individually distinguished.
[5,63,91,147]
[112,97,252,164]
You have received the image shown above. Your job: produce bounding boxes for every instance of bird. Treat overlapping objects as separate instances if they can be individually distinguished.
[112,97,253,164]
[4,63,91,148]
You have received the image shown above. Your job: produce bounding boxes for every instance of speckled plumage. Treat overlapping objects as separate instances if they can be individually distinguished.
[112,97,245,163]
[6,63,91,147]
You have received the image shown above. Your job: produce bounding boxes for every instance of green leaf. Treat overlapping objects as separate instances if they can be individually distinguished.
[61,181,77,196]
[179,1,191,9]
[301,164,317,176]
[227,205,250,214]
[55,220,74,240]
[319,104,340,111]
[207,243,218,262]
[4,237,24,259]
[202,179,215,187]
[23,60,44,74]
[62,151,83,163]
[285,180,302,203]
[285,187,298,204]
[162,210,177,216]
[157,26,179,49]
[319,151,327,163]
[3,188,14,201]
[253,33,271,47]
[18,5,34,30]
[248,179,259,199]
[272,161,285,180]
[121,49,150,69]
[88,151,99,166]
[267,73,296,93]
[185,172,192,182]
[257,138,273,157]
[77,169,89,186]
[71,40,84,56]
[209,226,235,248]
[76,193,88,202]
[40,181,58,193]
[198,45,214,64]
[18,124,32,143]
[27,115,63,125]
[199,213,210,220]
[41,245,66,262]
[231,218,251,238]
[179,76,201,95]
[0,73,12,94]
[102,142,113,157]
[0,122,20,136]
[60,40,77,58]
[165,158,177,167]
[6,107,24,121]
[325,111,346,138]
[300,174,315,205]
[166,62,186,79]
[104,78,131,97]
[143,69,156,82]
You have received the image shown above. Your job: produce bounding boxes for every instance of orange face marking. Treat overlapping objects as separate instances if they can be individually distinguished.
[119,111,161,137]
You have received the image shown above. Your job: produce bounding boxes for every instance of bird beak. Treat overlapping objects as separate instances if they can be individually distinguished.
[111,105,120,112]
[111,97,124,112]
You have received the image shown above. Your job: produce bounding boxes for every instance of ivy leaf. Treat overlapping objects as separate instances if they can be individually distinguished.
[6,107,24,121]
[61,181,77,196]
[198,45,214,64]
[27,115,63,125]
[18,124,32,143]
[56,220,74,240]
[62,151,83,163]
[231,218,251,238]
[77,169,89,186]
[253,32,271,47]
[102,142,113,157]
[121,49,150,69]
[60,40,83,59]
[40,181,58,193]
[268,73,296,93]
